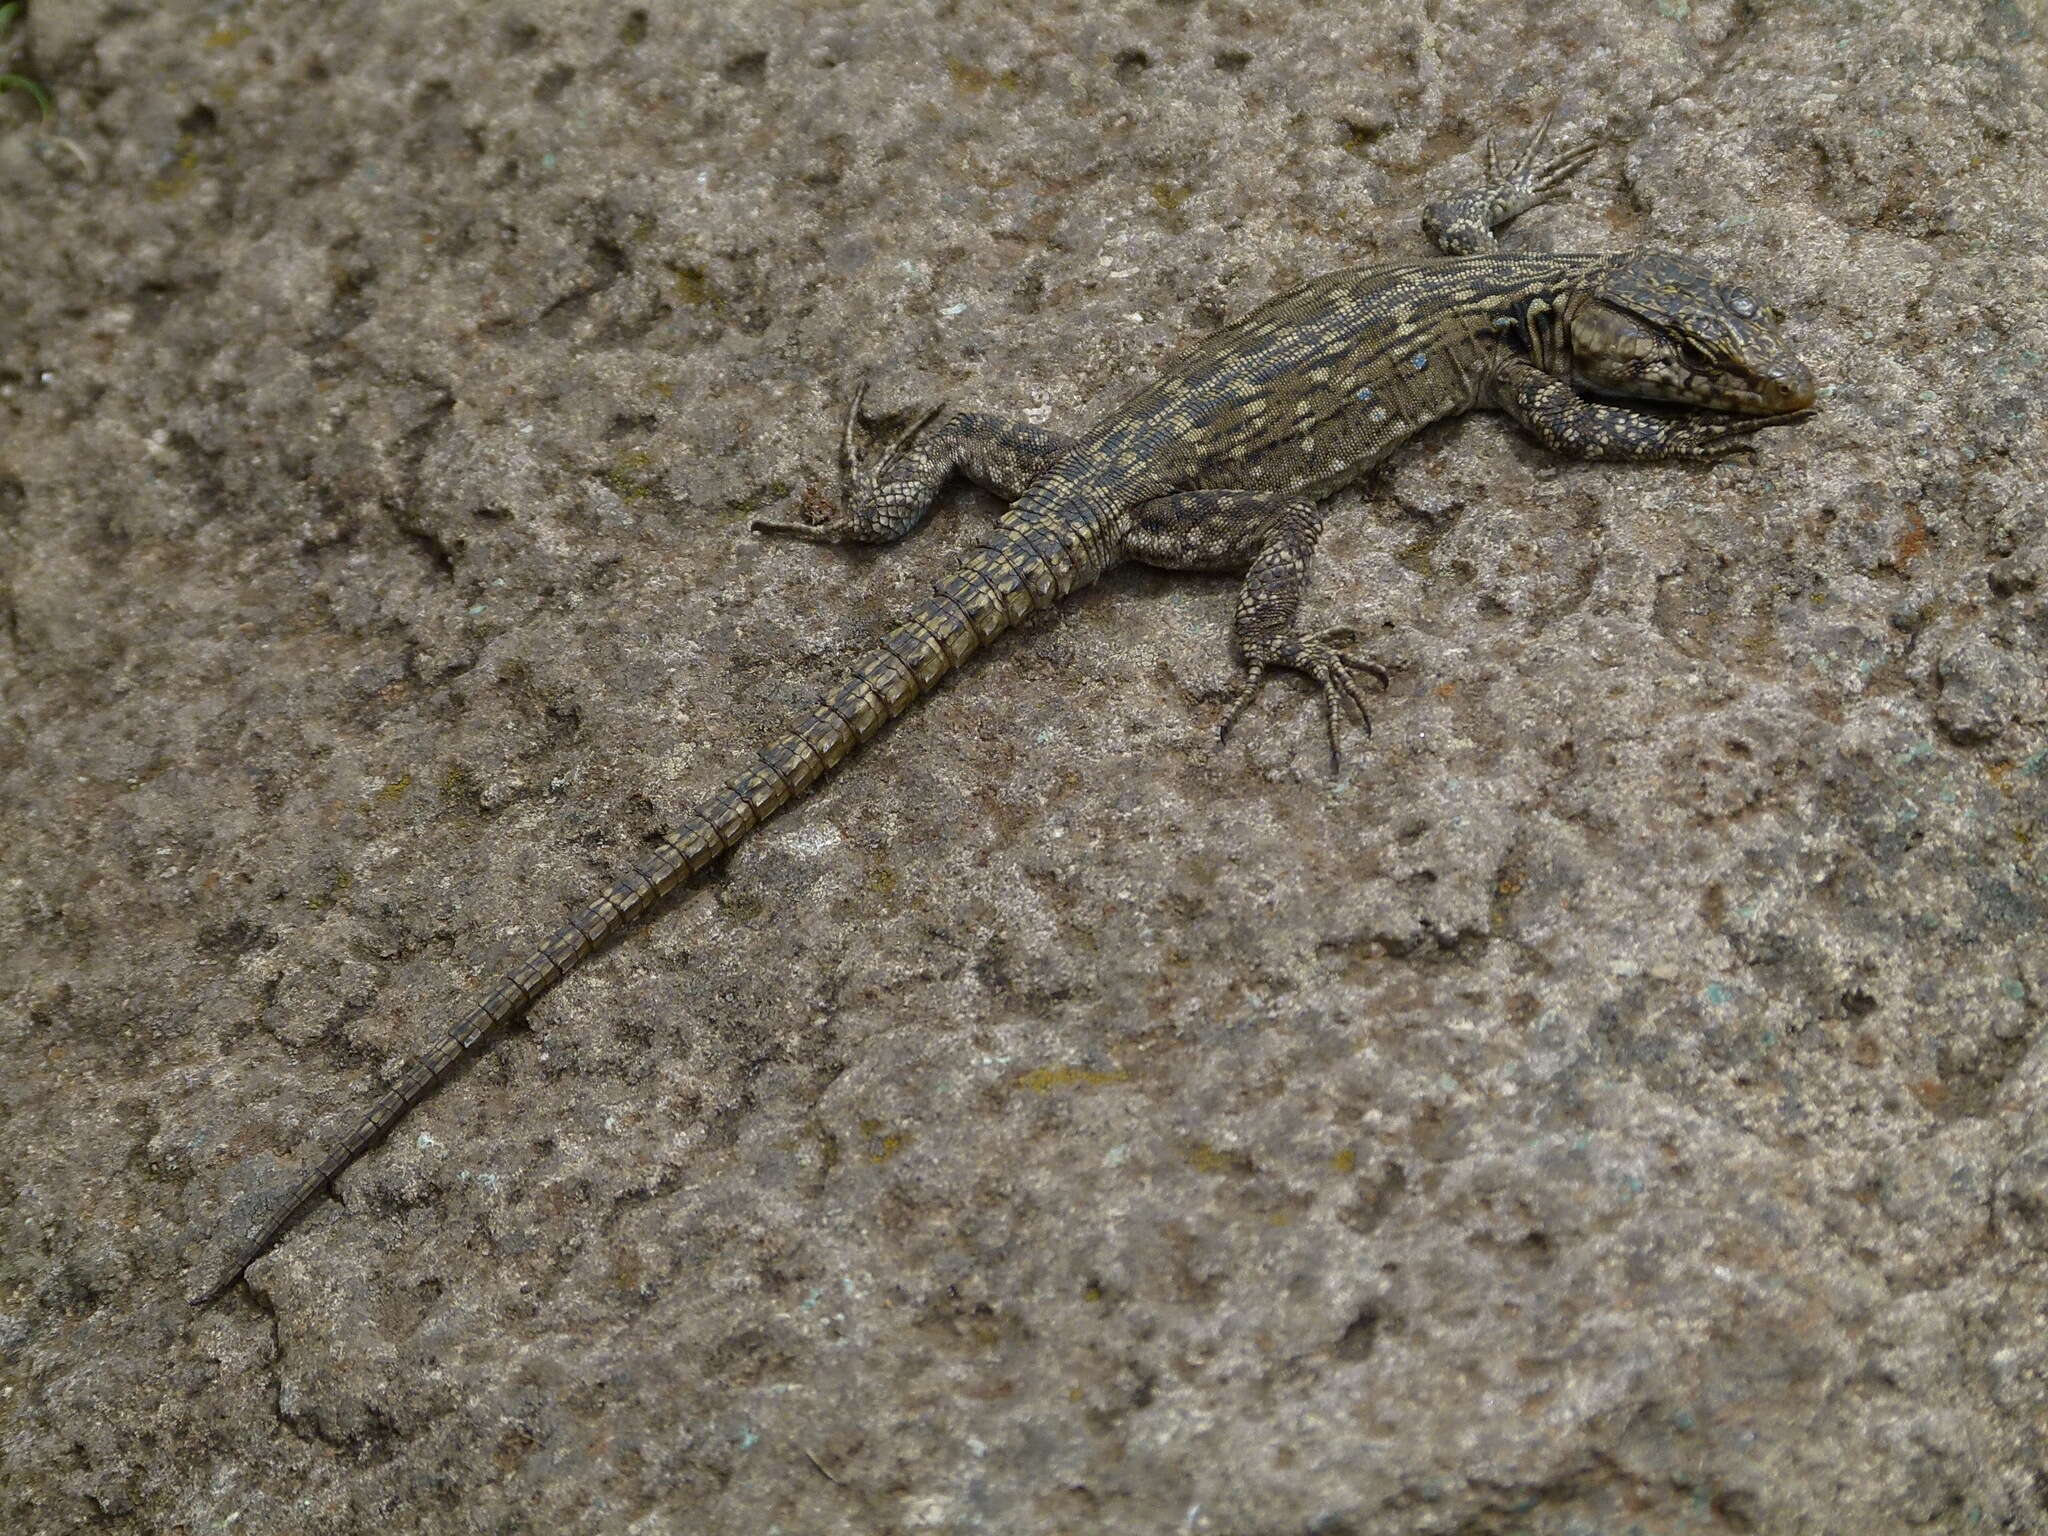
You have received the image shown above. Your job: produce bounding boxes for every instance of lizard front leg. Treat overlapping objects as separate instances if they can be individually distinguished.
[1421,108,1599,257]
[755,381,1073,544]
[1494,359,1815,461]
[1127,491,1389,770]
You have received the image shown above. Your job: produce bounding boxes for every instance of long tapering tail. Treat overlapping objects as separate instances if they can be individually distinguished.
[191,509,1116,1304]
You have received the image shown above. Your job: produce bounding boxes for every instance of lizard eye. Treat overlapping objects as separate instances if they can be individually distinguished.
[1726,289,1759,318]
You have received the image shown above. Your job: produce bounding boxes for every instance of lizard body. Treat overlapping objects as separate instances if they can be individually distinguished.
[193,118,1815,1304]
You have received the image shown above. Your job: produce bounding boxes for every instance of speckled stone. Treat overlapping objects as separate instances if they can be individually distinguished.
[2,1,2045,1532]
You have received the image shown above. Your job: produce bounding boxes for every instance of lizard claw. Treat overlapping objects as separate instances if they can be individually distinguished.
[1218,627,1391,773]
[872,400,950,486]
[1674,405,1818,461]
[754,384,949,541]
[836,388,947,515]
[1490,109,1600,224]
[1425,109,1599,255]
[838,376,871,488]
[751,505,843,541]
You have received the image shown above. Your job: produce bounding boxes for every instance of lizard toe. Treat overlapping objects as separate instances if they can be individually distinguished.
[870,400,951,481]
[1300,625,1393,690]
[1221,632,1389,770]
[1216,664,1270,745]
[752,515,842,541]
[1677,410,1811,461]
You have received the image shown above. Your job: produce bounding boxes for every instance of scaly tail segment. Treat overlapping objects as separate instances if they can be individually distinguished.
[192,505,1119,1304]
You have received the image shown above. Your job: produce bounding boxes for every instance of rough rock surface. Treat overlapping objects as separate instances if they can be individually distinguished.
[3,1,2046,1532]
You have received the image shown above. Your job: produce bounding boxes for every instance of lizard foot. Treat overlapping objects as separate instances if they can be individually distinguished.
[1423,107,1600,254]
[1670,405,1819,461]
[753,380,950,542]
[1479,106,1601,223]
[1218,626,1391,773]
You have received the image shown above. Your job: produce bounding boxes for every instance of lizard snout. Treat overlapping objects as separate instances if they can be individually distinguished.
[1759,360,1816,413]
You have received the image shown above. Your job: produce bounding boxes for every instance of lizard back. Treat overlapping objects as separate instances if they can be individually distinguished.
[1087,252,1609,500]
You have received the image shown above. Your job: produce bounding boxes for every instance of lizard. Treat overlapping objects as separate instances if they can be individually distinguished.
[191,115,1816,1305]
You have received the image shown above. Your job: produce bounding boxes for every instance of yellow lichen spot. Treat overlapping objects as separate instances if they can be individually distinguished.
[609,1244,645,1294]
[376,773,413,803]
[439,761,482,806]
[946,59,994,92]
[305,868,354,911]
[1016,1064,1127,1093]
[205,24,253,47]
[859,1118,908,1163]
[1397,538,1434,579]
[147,150,202,203]
[727,479,793,516]
[1331,1146,1356,1173]
[670,265,716,306]
[1150,182,1190,213]
[604,448,661,503]
[720,887,765,922]
[1339,121,1385,159]
[937,60,1019,94]
[1185,1141,1253,1176]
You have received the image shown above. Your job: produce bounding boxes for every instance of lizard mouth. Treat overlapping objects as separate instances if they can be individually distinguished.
[1566,290,1817,416]
[1728,360,1817,415]
[1582,359,1817,418]
[1583,366,1818,419]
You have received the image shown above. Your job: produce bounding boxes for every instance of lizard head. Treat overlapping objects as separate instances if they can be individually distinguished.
[1566,252,1815,416]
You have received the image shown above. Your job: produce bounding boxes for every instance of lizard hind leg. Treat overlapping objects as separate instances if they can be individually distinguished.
[1211,498,1390,772]
[1126,490,1390,772]
[753,382,1073,545]
[1421,108,1601,257]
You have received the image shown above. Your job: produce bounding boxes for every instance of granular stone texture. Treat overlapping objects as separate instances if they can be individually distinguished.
[2,1,2045,1532]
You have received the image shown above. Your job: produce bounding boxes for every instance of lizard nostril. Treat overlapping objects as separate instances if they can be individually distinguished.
[1769,363,1816,412]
